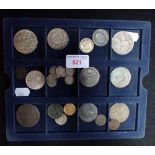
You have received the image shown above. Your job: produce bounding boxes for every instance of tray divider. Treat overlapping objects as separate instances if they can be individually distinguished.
[108,28,112,60]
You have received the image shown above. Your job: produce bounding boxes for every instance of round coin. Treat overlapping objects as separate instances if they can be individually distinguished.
[14,29,38,54]
[109,119,120,130]
[65,76,74,85]
[111,67,131,88]
[65,68,75,76]
[56,66,66,77]
[79,38,94,53]
[79,103,98,122]
[55,114,67,125]
[49,66,56,75]
[112,31,134,55]
[95,114,107,126]
[92,29,109,47]
[64,103,76,116]
[47,104,64,119]
[47,74,57,88]
[25,70,45,90]
[16,104,40,128]
[15,67,28,80]
[109,103,130,123]
[47,28,69,50]
[80,67,100,87]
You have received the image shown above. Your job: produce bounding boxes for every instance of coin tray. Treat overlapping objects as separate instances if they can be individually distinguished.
[3,18,151,141]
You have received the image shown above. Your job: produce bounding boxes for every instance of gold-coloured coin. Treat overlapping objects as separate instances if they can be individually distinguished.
[64,103,76,116]
[65,76,74,85]
[109,119,120,130]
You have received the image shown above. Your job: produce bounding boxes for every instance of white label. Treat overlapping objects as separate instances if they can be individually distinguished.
[15,88,30,96]
[66,55,89,68]
[127,32,139,42]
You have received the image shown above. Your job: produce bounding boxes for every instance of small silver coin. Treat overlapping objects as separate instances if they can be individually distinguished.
[80,67,100,87]
[111,67,131,88]
[65,68,75,76]
[25,70,45,90]
[79,103,98,122]
[56,66,66,77]
[79,38,94,53]
[47,28,69,50]
[95,114,107,126]
[109,119,120,130]
[49,66,56,75]
[14,29,38,54]
[65,76,74,85]
[112,31,134,55]
[47,74,57,88]
[92,29,109,47]
[55,114,67,125]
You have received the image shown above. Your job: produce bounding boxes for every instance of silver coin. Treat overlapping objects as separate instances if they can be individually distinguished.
[56,66,66,77]
[47,28,69,50]
[65,68,75,76]
[79,103,98,122]
[65,76,74,85]
[111,67,131,88]
[47,74,57,88]
[49,66,56,75]
[92,29,109,47]
[14,29,38,54]
[109,103,130,123]
[25,70,45,90]
[55,114,67,125]
[112,31,134,55]
[79,38,94,53]
[80,67,100,87]
[95,114,107,126]
[109,119,120,130]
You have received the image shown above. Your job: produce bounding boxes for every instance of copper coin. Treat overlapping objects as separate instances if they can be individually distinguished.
[65,76,74,85]
[65,68,75,76]
[15,67,28,80]
[109,119,120,130]
[64,103,76,116]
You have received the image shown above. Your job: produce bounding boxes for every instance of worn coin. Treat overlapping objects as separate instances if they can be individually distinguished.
[112,31,134,55]
[47,74,57,87]
[55,114,67,125]
[47,28,69,50]
[95,114,107,126]
[15,67,28,80]
[65,76,74,85]
[56,66,66,77]
[109,119,120,130]
[25,70,45,90]
[66,68,75,76]
[92,29,109,47]
[79,38,94,53]
[14,29,38,54]
[49,66,56,75]
[79,103,98,122]
[111,67,131,88]
[109,103,130,123]
[80,67,100,87]
[16,104,40,128]
[64,103,76,116]
[47,104,64,119]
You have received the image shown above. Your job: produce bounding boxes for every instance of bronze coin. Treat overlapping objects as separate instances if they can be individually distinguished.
[15,67,28,80]
[109,119,120,130]
[64,103,76,116]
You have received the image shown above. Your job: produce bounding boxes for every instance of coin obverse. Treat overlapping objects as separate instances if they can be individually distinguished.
[109,119,120,130]
[112,31,134,55]
[79,38,94,53]
[65,68,75,76]
[92,29,109,47]
[80,67,100,87]
[95,114,107,126]
[109,103,130,123]
[16,104,40,128]
[14,29,38,54]
[15,67,28,80]
[65,76,74,85]
[47,28,69,50]
[64,103,76,116]
[55,114,67,125]
[25,70,45,90]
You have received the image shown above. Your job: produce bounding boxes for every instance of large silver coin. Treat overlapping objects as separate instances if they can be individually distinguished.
[16,104,40,128]
[80,67,100,87]
[55,114,67,125]
[92,29,109,47]
[112,31,134,55]
[47,28,69,50]
[14,29,38,54]
[25,70,45,90]
[109,103,130,123]
[95,114,107,126]
[79,103,98,122]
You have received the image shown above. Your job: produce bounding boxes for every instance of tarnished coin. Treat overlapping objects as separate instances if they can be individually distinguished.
[47,74,57,87]
[65,68,75,76]
[64,103,76,116]
[112,31,134,55]
[55,114,67,125]
[92,29,109,47]
[14,29,38,54]
[47,104,64,119]
[79,38,94,53]
[111,67,131,88]
[56,66,66,77]
[79,103,98,122]
[80,67,100,87]
[109,119,120,130]
[95,114,107,126]
[65,76,74,85]
[49,66,56,75]
[16,104,40,128]
[25,70,45,90]
[109,103,130,123]
[47,28,69,50]
[15,67,28,80]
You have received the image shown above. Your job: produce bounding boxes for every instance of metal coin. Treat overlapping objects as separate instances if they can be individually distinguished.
[65,76,74,85]
[79,38,94,53]
[47,74,57,88]
[55,114,67,125]
[79,103,98,122]
[80,67,100,87]
[49,66,56,75]
[47,104,64,119]
[47,28,69,50]
[14,29,38,54]
[109,103,130,123]
[111,67,131,88]
[92,29,109,47]
[112,31,134,55]
[15,67,28,80]
[16,104,40,128]
[64,103,76,116]
[109,119,120,130]
[25,70,45,90]
[95,114,107,126]
[66,68,75,76]
[56,66,66,77]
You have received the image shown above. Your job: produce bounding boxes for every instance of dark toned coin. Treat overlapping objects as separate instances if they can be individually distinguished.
[109,119,120,130]
[15,67,28,80]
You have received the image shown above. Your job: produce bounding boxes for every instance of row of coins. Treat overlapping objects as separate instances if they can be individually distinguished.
[16,103,130,130]
[14,28,136,55]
